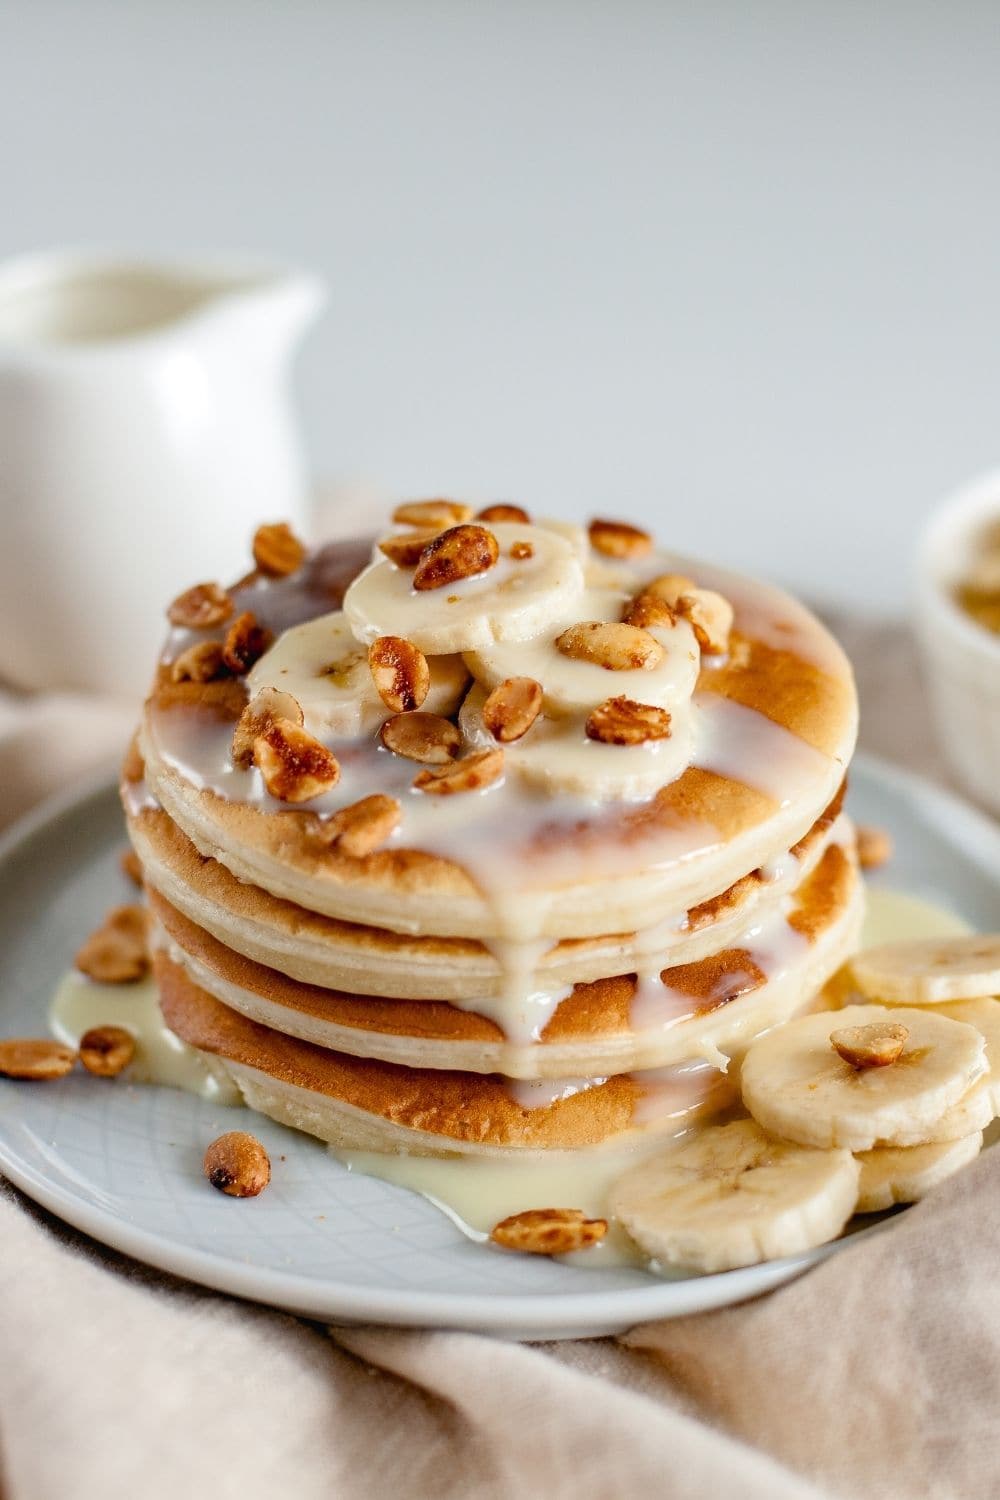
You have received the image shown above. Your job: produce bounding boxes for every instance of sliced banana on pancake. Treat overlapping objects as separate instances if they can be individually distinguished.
[460,684,694,800]
[464,588,700,717]
[855,1132,983,1213]
[740,1004,988,1151]
[246,611,467,739]
[610,1118,859,1272]
[888,1076,994,1145]
[937,997,1000,1110]
[343,522,585,654]
[851,934,1000,1005]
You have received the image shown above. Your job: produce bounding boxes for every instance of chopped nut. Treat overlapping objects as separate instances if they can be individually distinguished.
[857,825,894,870]
[232,687,304,767]
[254,720,340,803]
[622,592,678,631]
[120,848,143,886]
[585,696,673,745]
[122,736,144,784]
[170,640,230,684]
[477,503,531,524]
[381,711,461,763]
[221,611,273,675]
[555,620,663,672]
[643,572,697,602]
[482,677,543,742]
[831,1021,909,1069]
[368,636,431,712]
[252,521,306,577]
[167,582,233,629]
[0,1039,76,1081]
[378,531,441,568]
[490,1207,607,1256]
[413,747,504,795]
[75,905,149,983]
[674,588,733,656]
[588,518,653,559]
[321,794,402,857]
[413,525,500,591]
[510,541,534,561]
[79,1025,135,1078]
[392,499,473,528]
[203,1132,271,1198]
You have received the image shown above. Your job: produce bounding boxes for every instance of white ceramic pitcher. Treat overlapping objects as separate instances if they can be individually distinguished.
[0,250,325,697]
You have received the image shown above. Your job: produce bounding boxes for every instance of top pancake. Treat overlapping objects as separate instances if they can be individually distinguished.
[135,522,858,941]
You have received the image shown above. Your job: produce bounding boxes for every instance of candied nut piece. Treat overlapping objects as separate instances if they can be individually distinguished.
[0,1039,76,1081]
[490,1208,608,1256]
[393,499,473,529]
[203,1131,271,1198]
[622,592,678,631]
[585,696,673,745]
[675,588,733,656]
[170,640,230,684]
[477,503,531,524]
[79,1025,135,1078]
[555,621,664,672]
[221,611,273,675]
[413,525,500,591]
[254,720,340,803]
[167,582,234,629]
[321,794,402,857]
[831,1021,909,1070]
[232,687,304,767]
[588,518,653,559]
[510,541,534,561]
[368,636,431,712]
[644,572,697,601]
[75,905,149,984]
[413,746,504,795]
[378,531,441,568]
[120,848,143,886]
[482,677,543,742]
[381,711,461,764]
[122,735,145,784]
[252,521,306,577]
[857,825,894,870]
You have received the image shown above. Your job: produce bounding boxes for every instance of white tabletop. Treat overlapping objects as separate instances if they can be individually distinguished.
[2,1,999,614]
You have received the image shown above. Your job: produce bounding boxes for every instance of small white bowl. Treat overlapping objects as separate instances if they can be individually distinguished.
[915,469,1000,815]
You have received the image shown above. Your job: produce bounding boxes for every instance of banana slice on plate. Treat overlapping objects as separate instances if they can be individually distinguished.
[890,1077,993,1145]
[938,998,1000,1110]
[851,934,1000,1005]
[740,1004,988,1151]
[459,684,695,800]
[343,523,585,654]
[855,1132,983,1213]
[464,588,700,717]
[247,611,468,738]
[609,1118,859,1273]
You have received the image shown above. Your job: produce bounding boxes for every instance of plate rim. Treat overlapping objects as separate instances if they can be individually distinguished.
[0,752,996,1333]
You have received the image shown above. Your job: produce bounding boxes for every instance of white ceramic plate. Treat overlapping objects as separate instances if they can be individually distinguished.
[0,754,998,1340]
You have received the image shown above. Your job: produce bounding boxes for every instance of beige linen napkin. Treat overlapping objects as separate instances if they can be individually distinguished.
[0,622,996,1500]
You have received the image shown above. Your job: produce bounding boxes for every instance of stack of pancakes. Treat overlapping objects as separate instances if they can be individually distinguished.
[125,509,862,1159]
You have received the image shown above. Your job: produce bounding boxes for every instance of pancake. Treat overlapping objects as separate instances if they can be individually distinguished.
[128,791,848,1000]
[150,838,863,1078]
[154,953,738,1157]
[136,531,858,941]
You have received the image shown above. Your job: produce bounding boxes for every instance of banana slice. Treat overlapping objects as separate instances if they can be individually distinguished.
[464,588,700,717]
[851,934,1000,1005]
[610,1118,859,1273]
[740,1004,988,1152]
[889,1077,994,1145]
[938,998,1000,1110]
[460,684,694,800]
[343,523,585,654]
[246,611,468,739]
[855,1132,983,1213]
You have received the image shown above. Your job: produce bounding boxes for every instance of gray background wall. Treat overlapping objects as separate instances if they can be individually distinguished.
[3,0,999,611]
